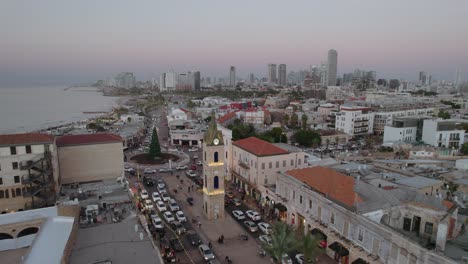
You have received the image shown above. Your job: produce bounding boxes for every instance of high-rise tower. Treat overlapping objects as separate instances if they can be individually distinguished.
[327,49,338,86]
[268,64,277,84]
[202,115,225,220]
[229,66,236,87]
[278,64,287,86]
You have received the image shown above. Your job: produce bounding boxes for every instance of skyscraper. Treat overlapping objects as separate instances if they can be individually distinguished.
[268,63,277,84]
[278,64,287,86]
[249,73,255,84]
[455,68,462,87]
[229,66,236,87]
[419,71,427,86]
[193,71,201,91]
[327,49,338,86]
[320,62,328,87]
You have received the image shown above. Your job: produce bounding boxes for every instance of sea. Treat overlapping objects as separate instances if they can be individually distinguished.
[0,85,121,134]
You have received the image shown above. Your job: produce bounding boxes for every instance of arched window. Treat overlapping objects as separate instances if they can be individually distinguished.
[0,233,13,240]
[17,227,39,238]
[214,152,219,163]
[0,190,4,199]
[16,188,21,197]
[214,176,219,189]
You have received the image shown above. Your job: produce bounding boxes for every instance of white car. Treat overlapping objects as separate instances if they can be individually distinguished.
[176,165,187,170]
[144,168,156,174]
[152,192,161,202]
[198,244,215,261]
[168,147,178,152]
[282,254,293,264]
[124,167,134,172]
[163,211,175,223]
[152,216,164,230]
[140,190,149,200]
[169,200,180,212]
[246,210,261,221]
[193,154,198,159]
[176,211,187,222]
[156,201,167,212]
[186,170,197,178]
[258,222,272,234]
[196,161,203,166]
[295,254,311,264]
[157,180,165,189]
[188,147,198,152]
[244,220,258,232]
[162,193,171,202]
[259,235,272,246]
[159,168,173,173]
[157,185,166,194]
[232,210,245,220]
[144,199,154,210]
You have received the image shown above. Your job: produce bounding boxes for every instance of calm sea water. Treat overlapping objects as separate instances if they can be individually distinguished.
[0,86,120,134]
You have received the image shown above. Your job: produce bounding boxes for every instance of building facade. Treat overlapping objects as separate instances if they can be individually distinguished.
[422,119,465,149]
[327,49,338,86]
[229,66,236,87]
[268,63,277,84]
[278,64,287,86]
[373,108,434,134]
[0,134,56,213]
[335,106,374,137]
[230,137,307,202]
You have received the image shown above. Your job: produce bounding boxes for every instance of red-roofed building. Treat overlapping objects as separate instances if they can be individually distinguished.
[231,137,306,200]
[56,133,124,184]
[217,111,237,126]
[0,133,56,213]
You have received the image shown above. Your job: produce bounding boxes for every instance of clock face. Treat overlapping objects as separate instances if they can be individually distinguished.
[213,138,219,145]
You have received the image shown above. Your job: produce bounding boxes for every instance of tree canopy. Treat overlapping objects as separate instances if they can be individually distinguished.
[461,142,468,155]
[438,110,451,120]
[292,129,321,147]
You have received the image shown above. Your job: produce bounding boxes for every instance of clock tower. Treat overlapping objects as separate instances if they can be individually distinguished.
[202,115,225,220]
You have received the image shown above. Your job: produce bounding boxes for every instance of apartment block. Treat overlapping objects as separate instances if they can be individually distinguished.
[335,106,374,137]
[422,119,465,149]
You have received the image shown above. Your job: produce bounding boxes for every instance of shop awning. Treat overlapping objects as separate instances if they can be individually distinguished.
[311,228,327,240]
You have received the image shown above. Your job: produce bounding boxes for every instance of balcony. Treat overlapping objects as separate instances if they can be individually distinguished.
[238,160,250,170]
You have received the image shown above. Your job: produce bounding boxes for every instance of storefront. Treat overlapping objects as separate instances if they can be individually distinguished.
[328,241,349,264]
[311,228,328,248]
[274,203,288,222]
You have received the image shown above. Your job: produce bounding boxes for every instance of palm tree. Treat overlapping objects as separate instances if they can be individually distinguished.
[298,233,323,263]
[282,114,290,128]
[263,222,299,263]
[301,114,308,130]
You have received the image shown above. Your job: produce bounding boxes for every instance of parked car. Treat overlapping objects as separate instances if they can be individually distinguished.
[163,211,175,223]
[186,197,194,206]
[168,147,178,152]
[188,147,198,152]
[124,167,134,173]
[172,221,186,235]
[243,220,258,232]
[144,168,156,174]
[140,190,149,200]
[259,235,272,246]
[144,199,154,210]
[156,201,167,212]
[197,161,203,166]
[258,222,272,234]
[152,192,161,202]
[157,180,165,189]
[190,164,197,170]
[232,210,245,220]
[159,168,173,173]
[152,216,164,230]
[233,198,242,206]
[295,254,311,264]
[170,238,184,252]
[169,200,180,212]
[246,210,261,221]
[175,211,187,222]
[187,232,202,246]
[282,254,293,264]
[198,244,215,261]
[157,185,167,194]
[176,165,187,170]
[193,154,198,159]
[162,193,171,202]
[186,170,197,178]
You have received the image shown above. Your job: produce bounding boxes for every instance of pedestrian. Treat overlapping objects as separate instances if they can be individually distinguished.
[188,186,190,192]
[208,242,212,249]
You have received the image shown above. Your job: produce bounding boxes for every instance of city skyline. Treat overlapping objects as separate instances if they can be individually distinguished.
[1,0,468,85]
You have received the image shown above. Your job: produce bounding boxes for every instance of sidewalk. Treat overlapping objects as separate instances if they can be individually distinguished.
[164,175,271,264]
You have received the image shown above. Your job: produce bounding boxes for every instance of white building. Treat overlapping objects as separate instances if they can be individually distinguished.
[120,114,145,124]
[242,108,265,125]
[383,118,419,144]
[230,137,307,202]
[0,133,56,213]
[335,106,374,137]
[422,119,465,149]
[166,108,188,123]
[374,108,434,134]
[327,49,338,86]
[160,71,177,91]
[218,125,233,180]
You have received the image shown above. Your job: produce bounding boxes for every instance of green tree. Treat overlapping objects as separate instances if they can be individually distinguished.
[298,233,322,264]
[187,100,196,109]
[438,110,451,120]
[301,114,308,130]
[461,142,468,155]
[290,113,298,128]
[282,114,289,127]
[148,128,162,158]
[293,130,321,147]
[127,117,132,123]
[263,222,299,264]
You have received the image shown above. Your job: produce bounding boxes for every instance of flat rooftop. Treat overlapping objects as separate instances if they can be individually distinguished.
[69,214,158,264]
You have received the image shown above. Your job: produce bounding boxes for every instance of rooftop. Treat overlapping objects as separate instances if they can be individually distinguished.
[233,137,289,157]
[56,133,122,147]
[285,166,362,208]
[0,133,54,147]
[395,175,443,189]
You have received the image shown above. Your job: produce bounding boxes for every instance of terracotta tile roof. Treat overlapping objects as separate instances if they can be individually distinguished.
[286,166,362,207]
[217,111,237,124]
[0,133,54,146]
[233,137,289,156]
[56,133,122,147]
